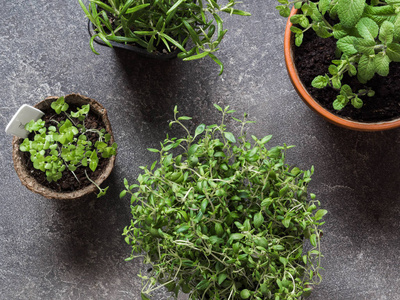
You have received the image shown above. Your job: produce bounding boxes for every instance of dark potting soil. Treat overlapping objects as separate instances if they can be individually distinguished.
[293,29,400,122]
[20,105,110,193]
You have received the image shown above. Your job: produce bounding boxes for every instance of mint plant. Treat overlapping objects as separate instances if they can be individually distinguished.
[121,105,326,299]
[276,0,400,110]
[20,96,117,197]
[78,0,250,74]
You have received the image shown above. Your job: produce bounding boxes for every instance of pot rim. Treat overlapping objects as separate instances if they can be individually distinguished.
[12,93,116,200]
[284,8,400,131]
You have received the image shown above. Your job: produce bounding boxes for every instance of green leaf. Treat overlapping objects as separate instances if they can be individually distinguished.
[218,273,228,285]
[311,75,329,89]
[282,217,291,228]
[358,54,376,81]
[314,209,328,221]
[394,15,400,41]
[354,38,376,56]
[351,96,363,109]
[194,124,205,137]
[337,0,365,28]
[310,234,317,247]
[213,104,223,112]
[201,198,208,214]
[141,293,151,300]
[224,132,236,143]
[379,20,394,44]
[89,150,98,172]
[176,225,190,234]
[386,43,400,62]
[253,212,264,229]
[337,36,358,55]
[229,233,244,241]
[356,17,379,41]
[374,52,390,76]
[333,95,349,110]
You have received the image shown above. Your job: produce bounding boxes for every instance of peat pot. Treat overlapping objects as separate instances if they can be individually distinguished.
[12,93,116,200]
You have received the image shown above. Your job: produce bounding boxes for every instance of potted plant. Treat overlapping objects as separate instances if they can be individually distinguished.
[277,0,400,131]
[121,105,327,299]
[12,94,117,200]
[78,0,250,74]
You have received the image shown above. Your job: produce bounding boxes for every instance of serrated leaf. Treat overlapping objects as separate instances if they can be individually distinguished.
[379,20,394,44]
[318,0,330,15]
[311,75,329,88]
[358,54,376,81]
[337,0,365,28]
[386,43,400,62]
[337,36,358,55]
[394,15,400,41]
[333,95,348,110]
[333,24,349,39]
[364,4,396,25]
[374,52,390,76]
[328,65,338,75]
[354,38,376,56]
[356,17,379,41]
[351,96,363,109]
[295,33,303,46]
[340,84,353,97]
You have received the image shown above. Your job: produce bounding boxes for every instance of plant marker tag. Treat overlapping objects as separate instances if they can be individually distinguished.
[5,105,44,138]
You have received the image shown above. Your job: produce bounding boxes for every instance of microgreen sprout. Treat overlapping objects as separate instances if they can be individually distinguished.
[276,0,400,110]
[121,104,327,299]
[20,96,117,197]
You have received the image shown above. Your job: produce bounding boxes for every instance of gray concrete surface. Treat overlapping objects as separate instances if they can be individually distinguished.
[1,1,399,299]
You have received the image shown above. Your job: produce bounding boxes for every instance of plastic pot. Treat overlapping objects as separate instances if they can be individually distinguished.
[12,93,116,200]
[88,21,182,60]
[284,8,400,131]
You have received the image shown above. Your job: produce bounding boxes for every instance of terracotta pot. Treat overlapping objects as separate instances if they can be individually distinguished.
[12,94,116,200]
[284,8,400,131]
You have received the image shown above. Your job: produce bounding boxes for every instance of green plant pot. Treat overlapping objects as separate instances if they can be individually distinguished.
[88,20,182,60]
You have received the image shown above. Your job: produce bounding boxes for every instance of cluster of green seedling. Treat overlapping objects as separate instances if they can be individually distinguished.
[78,0,250,74]
[20,96,117,197]
[276,0,400,110]
[121,105,326,299]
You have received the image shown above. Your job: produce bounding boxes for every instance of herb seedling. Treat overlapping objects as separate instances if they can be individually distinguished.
[122,105,326,299]
[20,96,117,197]
[276,0,400,110]
[78,0,250,75]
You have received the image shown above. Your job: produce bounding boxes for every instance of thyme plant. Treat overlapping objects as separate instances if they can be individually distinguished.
[276,0,400,110]
[20,96,117,197]
[122,105,326,299]
[78,0,250,74]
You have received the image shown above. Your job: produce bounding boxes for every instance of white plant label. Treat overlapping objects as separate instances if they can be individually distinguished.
[5,105,45,138]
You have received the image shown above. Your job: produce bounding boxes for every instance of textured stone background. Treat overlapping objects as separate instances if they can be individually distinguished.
[1,1,400,299]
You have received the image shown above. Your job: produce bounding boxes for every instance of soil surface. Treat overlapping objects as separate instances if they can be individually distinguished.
[294,28,400,122]
[20,105,110,193]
